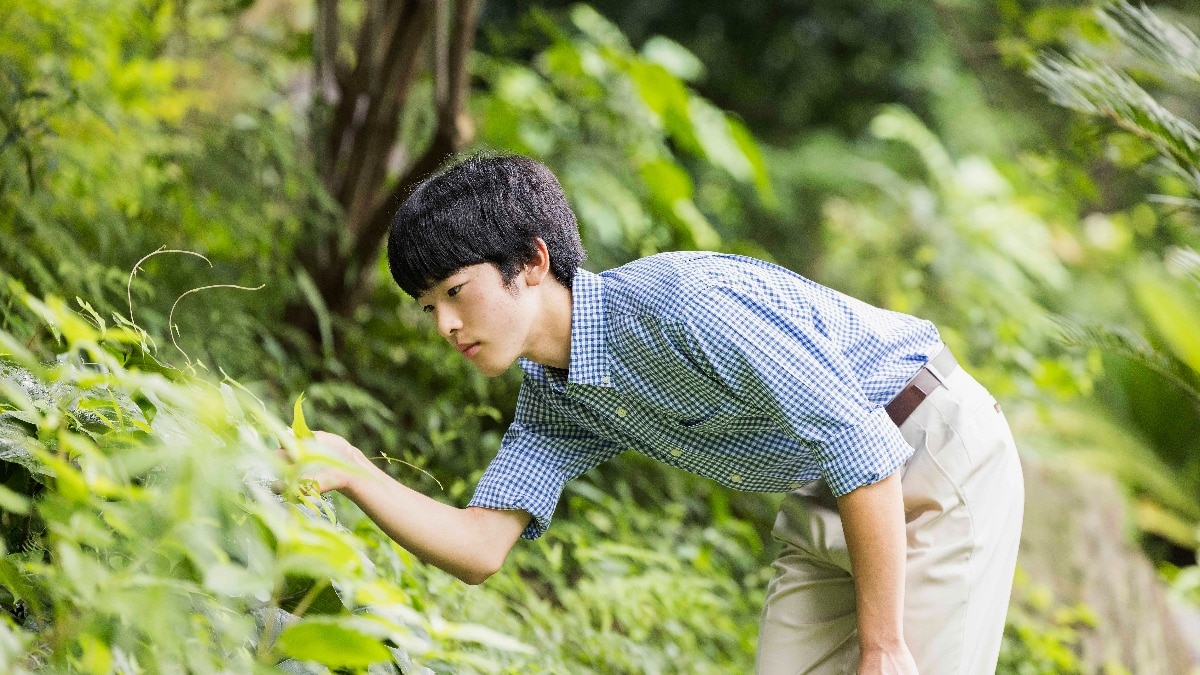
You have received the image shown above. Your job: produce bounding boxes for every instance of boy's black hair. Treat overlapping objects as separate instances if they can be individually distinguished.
[387,153,586,299]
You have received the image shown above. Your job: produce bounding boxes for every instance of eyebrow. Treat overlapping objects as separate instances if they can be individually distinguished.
[417,277,461,303]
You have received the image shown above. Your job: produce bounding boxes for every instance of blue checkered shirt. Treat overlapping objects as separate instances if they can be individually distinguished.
[468,252,943,539]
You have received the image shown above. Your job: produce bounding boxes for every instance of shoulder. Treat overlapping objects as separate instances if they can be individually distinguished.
[599,252,795,314]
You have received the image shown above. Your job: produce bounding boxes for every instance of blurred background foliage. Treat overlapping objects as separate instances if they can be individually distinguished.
[1,0,1199,671]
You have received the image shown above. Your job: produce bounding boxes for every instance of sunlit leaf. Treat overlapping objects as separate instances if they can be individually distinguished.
[0,485,31,515]
[276,618,392,668]
[640,36,704,82]
[291,394,313,439]
[1134,499,1199,549]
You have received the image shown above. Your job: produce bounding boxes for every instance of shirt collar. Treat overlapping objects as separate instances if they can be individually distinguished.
[517,268,611,390]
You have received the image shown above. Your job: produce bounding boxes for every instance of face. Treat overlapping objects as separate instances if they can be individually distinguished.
[417,263,537,377]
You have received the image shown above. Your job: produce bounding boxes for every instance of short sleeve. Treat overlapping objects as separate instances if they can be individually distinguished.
[682,285,913,496]
[468,381,622,539]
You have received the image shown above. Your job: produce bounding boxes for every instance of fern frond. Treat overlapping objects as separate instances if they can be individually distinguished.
[1030,54,1200,169]
[1153,157,1200,202]
[1099,1,1200,83]
[1053,315,1200,404]
[1166,246,1200,291]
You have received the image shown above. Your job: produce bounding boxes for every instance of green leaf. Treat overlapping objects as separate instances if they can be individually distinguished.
[294,269,333,362]
[0,485,30,515]
[32,448,87,502]
[1099,1,1200,83]
[292,394,313,439]
[1134,499,1199,548]
[640,36,704,82]
[276,618,393,668]
[0,558,42,617]
[277,526,361,579]
[639,158,693,204]
[1165,246,1200,291]
[76,633,113,674]
[672,200,721,251]
[278,575,345,616]
[686,98,753,183]
[728,118,776,205]
[1133,268,1200,376]
[626,60,699,152]
[436,622,535,654]
[568,5,630,51]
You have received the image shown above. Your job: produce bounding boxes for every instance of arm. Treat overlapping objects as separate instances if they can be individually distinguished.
[836,468,918,674]
[677,280,927,670]
[308,431,530,585]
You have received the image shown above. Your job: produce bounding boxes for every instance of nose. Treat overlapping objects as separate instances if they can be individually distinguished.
[433,305,462,339]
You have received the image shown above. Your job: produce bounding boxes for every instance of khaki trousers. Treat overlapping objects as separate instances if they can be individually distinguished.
[756,364,1024,674]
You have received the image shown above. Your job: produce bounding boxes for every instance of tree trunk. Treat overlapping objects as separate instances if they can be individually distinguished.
[287,0,482,343]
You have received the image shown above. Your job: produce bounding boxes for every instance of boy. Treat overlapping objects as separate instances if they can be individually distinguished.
[307,154,1024,674]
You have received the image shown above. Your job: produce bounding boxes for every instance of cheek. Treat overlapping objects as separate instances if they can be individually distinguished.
[466,304,509,338]
[491,311,522,344]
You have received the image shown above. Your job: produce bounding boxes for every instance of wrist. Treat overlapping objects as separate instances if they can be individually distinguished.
[858,639,917,674]
[859,629,905,651]
[341,450,379,499]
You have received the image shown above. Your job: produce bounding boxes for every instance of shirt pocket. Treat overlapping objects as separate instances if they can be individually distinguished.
[676,400,733,431]
[676,401,775,433]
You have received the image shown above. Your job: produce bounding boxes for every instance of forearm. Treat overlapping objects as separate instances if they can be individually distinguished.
[836,468,908,655]
[341,457,528,585]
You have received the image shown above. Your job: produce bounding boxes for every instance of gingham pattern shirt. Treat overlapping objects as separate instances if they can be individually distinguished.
[469,252,943,539]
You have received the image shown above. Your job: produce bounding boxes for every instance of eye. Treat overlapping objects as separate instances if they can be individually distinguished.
[447,284,463,298]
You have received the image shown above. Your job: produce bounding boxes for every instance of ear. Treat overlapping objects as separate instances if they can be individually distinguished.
[523,238,552,287]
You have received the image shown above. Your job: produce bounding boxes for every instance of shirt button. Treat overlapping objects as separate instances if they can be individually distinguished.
[729,474,742,483]
[616,407,628,418]
[670,448,682,457]
[601,376,611,385]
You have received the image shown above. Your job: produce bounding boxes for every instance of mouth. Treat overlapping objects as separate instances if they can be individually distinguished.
[456,342,481,358]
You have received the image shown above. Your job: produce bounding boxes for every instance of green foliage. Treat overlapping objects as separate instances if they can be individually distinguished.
[1025,1,1200,611]
[475,4,773,272]
[1026,0,1200,540]
[0,280,777,672]
[407,479,766,673]
[0,0,334,387]
[0,285,529,672]
[1162,561,1200,609]
[4,0,1196,671]
[997,569,1097,675]
[1031,2,1200,199]
[808,105,1087,400]
[0,7,785,665]
[0,0,193,316]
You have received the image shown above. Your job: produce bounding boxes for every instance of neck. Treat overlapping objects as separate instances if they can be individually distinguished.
[523,279,573,370]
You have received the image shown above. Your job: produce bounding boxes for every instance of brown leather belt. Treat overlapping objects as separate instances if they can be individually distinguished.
[885,347,958,427]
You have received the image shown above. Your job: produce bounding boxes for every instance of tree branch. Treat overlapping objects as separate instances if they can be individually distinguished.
[339,0,483,313]
[337,1,432,226]
[290,0,484,340]
[313,0,340,183]
[445,0,482,137]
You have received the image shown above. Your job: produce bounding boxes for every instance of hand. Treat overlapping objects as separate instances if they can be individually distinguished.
[857,643,919,675]
[282,430,371,494]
